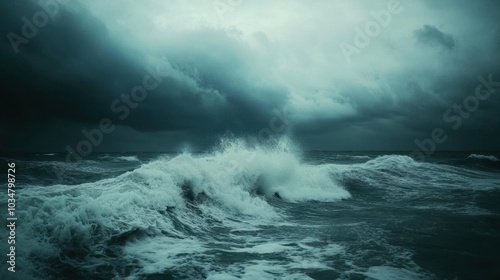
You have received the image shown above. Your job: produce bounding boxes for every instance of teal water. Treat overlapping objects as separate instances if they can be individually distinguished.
[1,148,499,279]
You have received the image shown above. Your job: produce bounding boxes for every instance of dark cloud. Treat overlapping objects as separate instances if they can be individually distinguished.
[1,0,500,153]
[414,25,455,51]
[0,1,284,152]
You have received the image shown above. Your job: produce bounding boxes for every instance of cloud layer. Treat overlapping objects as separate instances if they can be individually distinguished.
[1,0,499,152]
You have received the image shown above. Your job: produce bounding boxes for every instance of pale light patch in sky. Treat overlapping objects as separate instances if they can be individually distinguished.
[2,0,499,151]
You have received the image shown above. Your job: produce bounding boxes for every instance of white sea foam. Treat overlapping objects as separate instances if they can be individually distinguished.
[468,154,499,162]
[361,155,420,170]
[331,154,500,192]
[204,238,342,280]
[364,266,429,280]
[117,155,141,162]
[229,242,292,254]
[15,138,352,278]
[99,155,141,162]
[123,236,207,274]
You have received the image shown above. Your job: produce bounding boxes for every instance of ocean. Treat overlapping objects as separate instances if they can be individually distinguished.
[1,140,500,280]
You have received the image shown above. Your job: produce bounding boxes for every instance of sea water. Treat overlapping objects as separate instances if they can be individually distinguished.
[1,140,499,279]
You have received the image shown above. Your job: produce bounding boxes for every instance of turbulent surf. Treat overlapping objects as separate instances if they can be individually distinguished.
[1,140,499,279]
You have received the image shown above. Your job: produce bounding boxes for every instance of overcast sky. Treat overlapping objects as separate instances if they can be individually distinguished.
[1,0,499,153]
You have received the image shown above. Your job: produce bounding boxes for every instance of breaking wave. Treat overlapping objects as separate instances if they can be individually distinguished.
[15,139,351,278]
[468,154,499,162]
[9,139,500,279]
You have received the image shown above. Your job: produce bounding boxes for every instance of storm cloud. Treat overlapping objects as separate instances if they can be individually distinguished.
[1,0,499,153]
[414,25,455,51]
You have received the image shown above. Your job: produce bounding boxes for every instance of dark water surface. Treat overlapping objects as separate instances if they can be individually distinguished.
[1,145,499,279]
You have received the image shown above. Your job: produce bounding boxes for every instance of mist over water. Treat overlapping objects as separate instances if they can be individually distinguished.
[2,0,500,279]
[1,139,500,279]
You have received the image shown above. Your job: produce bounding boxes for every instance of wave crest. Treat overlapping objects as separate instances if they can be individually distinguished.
[16,138,351,276]
[468,154,499,162]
